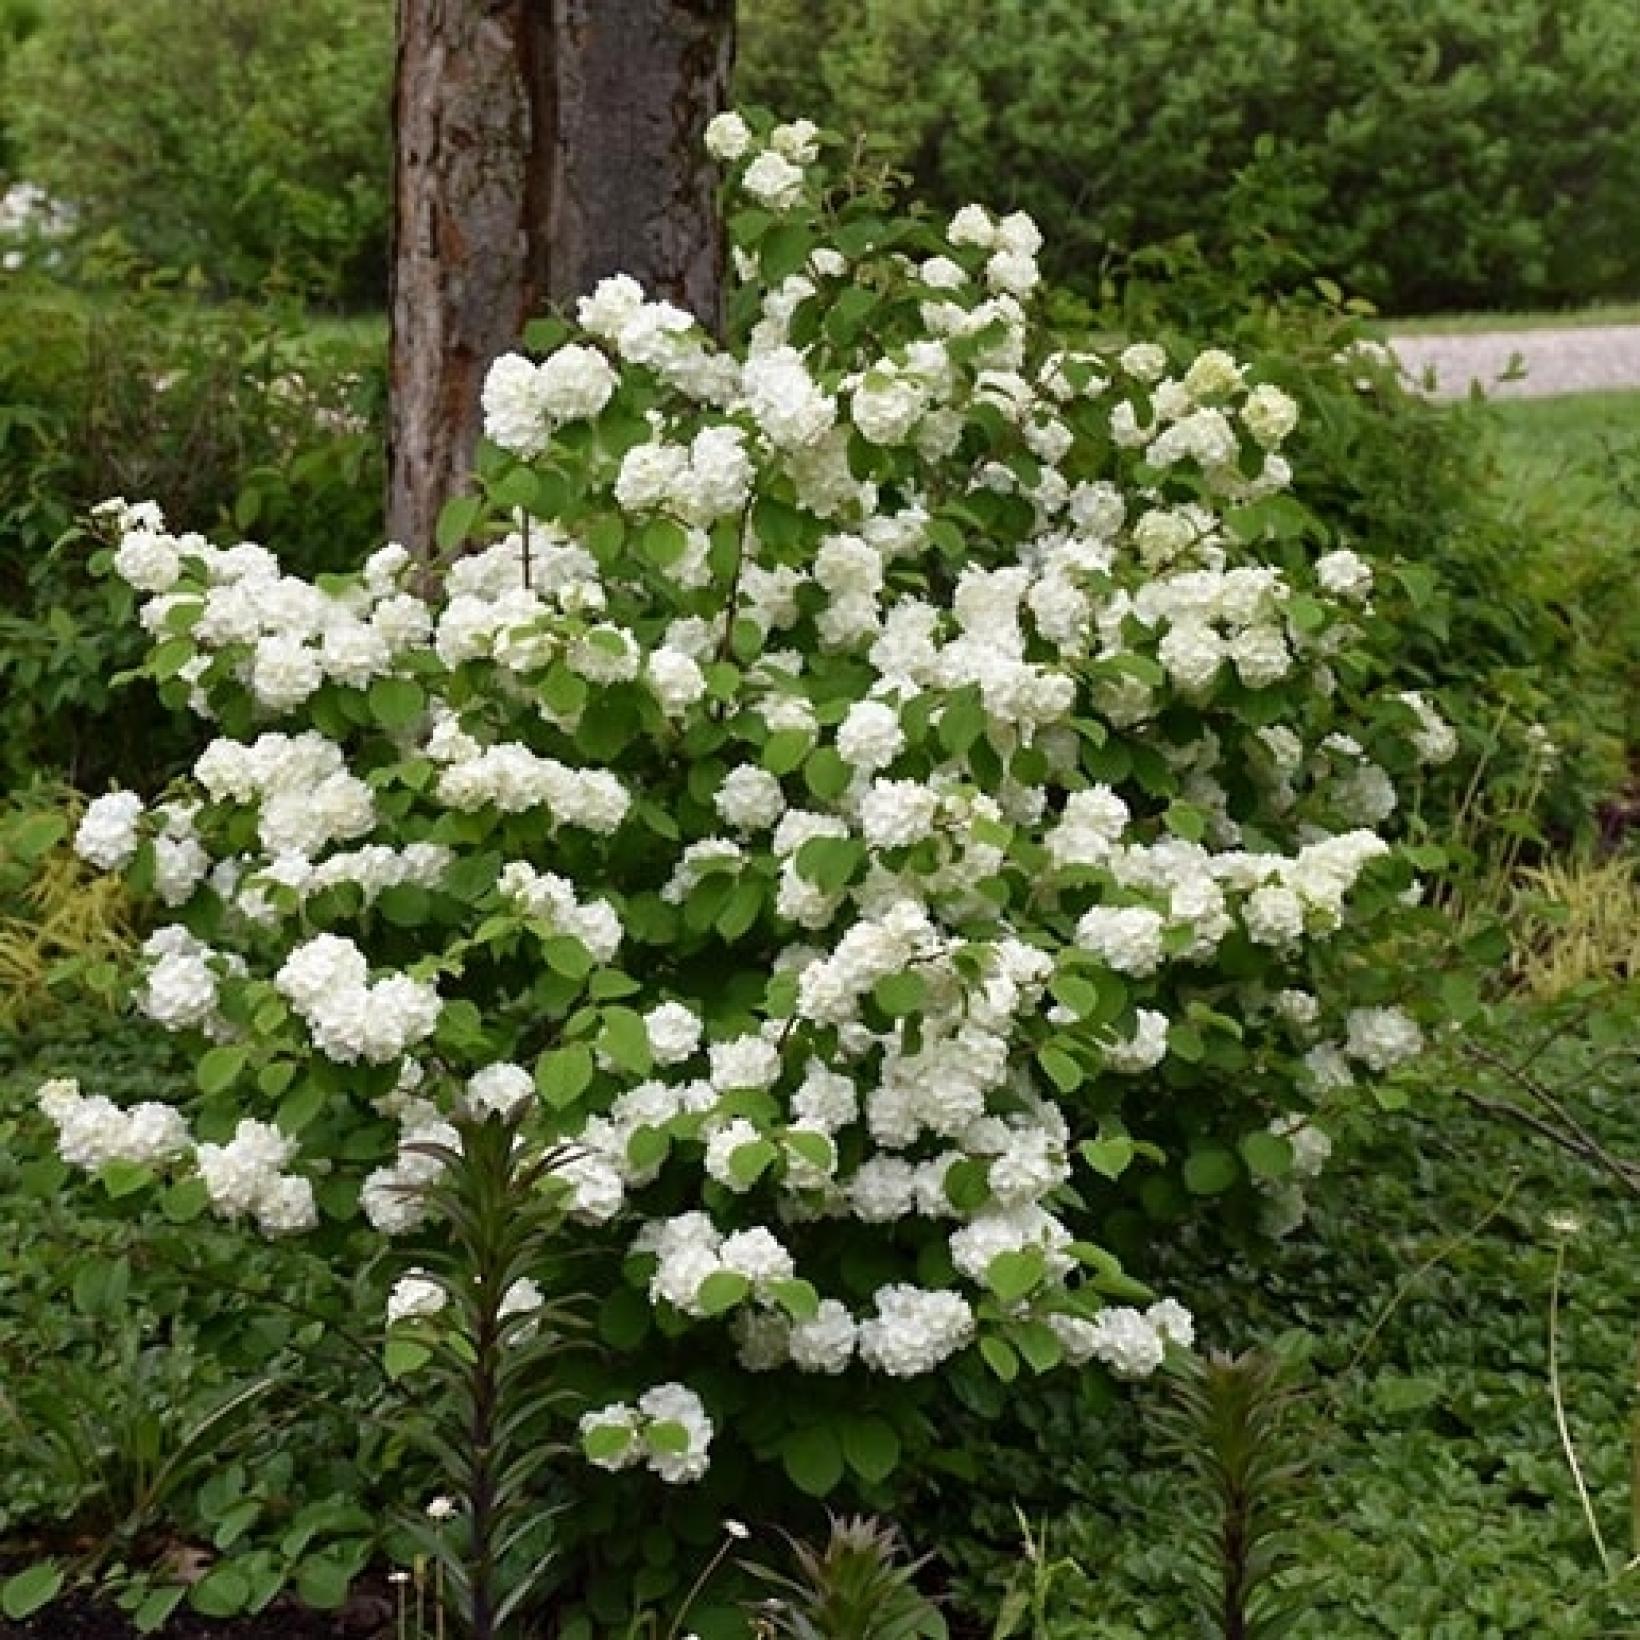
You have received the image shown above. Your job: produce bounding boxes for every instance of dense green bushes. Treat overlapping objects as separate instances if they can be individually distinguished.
[4,0,391,303]
[5,0,1638,313]
[0,281,385,791]
[740,0,1640,315]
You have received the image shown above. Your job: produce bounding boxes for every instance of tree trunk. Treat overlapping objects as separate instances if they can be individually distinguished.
[388,0,734,558]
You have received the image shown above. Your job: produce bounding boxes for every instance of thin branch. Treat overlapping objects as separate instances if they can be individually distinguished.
[1448,1086,1640,1199]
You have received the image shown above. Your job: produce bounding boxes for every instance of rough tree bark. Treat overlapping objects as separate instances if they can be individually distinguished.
[387,0,735,558]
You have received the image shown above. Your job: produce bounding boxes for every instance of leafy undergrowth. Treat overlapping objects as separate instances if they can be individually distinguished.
[939,988,1640,1638]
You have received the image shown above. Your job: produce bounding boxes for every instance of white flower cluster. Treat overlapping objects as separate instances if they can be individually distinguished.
[579,1383,714,1484]
[1052,1298,1195,1380]
[38,1078,315,1236]
[275,934,442,1065]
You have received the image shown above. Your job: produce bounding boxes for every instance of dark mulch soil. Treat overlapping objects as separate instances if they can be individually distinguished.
[0,1591,390,1639]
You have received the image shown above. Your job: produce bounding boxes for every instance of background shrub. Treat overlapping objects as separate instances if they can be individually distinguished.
[3,0,392,304]
[740,0,1640,315]
[0,278,386,791]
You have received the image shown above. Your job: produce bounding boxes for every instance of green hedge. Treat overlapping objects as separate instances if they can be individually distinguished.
[4,0,391,304]
[740,0,1640,315]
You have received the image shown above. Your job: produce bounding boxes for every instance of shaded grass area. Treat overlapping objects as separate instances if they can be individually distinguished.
[943,993,1640,1637]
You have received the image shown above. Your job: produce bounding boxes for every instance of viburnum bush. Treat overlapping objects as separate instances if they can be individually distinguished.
[41,110,1445,1600]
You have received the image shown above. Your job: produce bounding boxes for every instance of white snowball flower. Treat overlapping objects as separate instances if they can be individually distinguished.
[704,111,752,162]
[537,344,617,422]
[388,1270,447,1326]
[742,150,805,210]
[74,791,145,871]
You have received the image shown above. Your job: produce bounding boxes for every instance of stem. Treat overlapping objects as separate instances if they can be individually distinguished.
[714,497,757,670]
[1549,1237,1610,1570]
[667,1533,739,1640]
[1345,1170,1522,1379]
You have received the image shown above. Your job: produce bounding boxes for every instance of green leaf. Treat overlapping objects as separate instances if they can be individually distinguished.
[987,1247,1047,1303]
[842,1416,901,1484]
[938,693,987,757]
[377,884,432,928]
[190,1565,250,1619]
[3,1564,63,1621]
[943,1158,991,1213]
[640,517,689,569]
[626,1125,671,1173]
[872,972,926,1017]
[100,1161,154,1200]
[133,1586,187,1633]
[368,676,425,729]
[162,1176,210,1223]
[761,221,814,282]
[762,727,812,775]
[535,1044,594,1109]
[1049,973,1100,1018]
[584,1422,638,1463]
[1164,801,1208,842]
[1081,1135,1135,1180]
[753,496,803,549]
[795,834,863,893]
[278,1081,328,1135]
[543,934,594,980]
[980,1337,1019,1382]
[647,1419,691,1456]
[1240,1130,1294,1180]
[599,1007,652,1075]
[781,1425,845,1497]
[1012,1319,1065,1375]
[197,1043,248,1096]
[542,661,589,717]
[1183,1147,1241,1196]
[435,493,484,551]
[803,747,852,801]
[384,1338,431,1380]
[296,1549,358,1611]
[728,1138,778,1187]
[784,1128,835,1174]
[1037,1045,1083,1093]
[695,1271,751,1316]
[769,1277,820,1321]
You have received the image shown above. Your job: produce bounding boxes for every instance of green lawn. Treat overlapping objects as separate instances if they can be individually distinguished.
[1392,303,1640,336]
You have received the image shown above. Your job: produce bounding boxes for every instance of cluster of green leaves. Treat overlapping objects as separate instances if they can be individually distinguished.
[0,275,385,792]
[3,0,392,303]
[739,0,1640,315]
[932,986,1640,1636]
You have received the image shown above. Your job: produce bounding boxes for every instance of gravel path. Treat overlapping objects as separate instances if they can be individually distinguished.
[1391,325,1640,400]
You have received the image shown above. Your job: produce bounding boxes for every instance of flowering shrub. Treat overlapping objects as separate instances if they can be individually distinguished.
[41,112,1441,1600]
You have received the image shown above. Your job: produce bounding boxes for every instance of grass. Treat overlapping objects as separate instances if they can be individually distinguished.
[1392,303,1640,336]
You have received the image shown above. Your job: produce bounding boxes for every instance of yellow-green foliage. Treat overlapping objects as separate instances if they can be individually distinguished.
[0,789,135,1029]
[1506,855,1640,1000]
